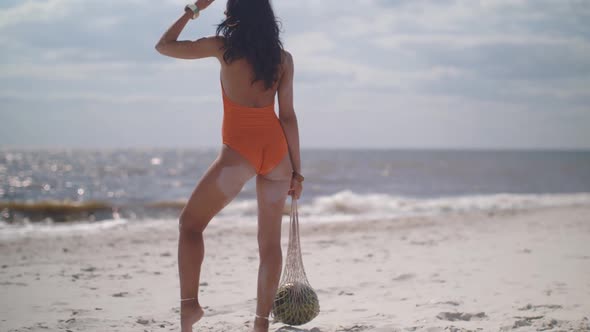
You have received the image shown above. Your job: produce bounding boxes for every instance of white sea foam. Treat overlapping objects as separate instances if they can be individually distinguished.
[0,218,128,239]
[2,191,589,238]
[216,190,590,225]
[220,199,259,217]
[301,190,590,222]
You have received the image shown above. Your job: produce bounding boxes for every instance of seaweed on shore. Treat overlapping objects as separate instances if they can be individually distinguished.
[0,200,114,223]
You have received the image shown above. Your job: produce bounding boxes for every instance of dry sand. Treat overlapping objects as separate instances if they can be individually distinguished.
[1,205,589,331]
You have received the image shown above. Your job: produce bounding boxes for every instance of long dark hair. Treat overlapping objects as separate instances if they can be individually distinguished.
[215,0,283,90]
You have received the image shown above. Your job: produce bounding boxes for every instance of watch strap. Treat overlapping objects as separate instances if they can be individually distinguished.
[185,3,200,19]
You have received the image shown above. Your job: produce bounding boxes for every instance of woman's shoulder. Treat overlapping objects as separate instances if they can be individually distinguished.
[280,50,294,72]
[281,49,293,63]
[276,50,294,87]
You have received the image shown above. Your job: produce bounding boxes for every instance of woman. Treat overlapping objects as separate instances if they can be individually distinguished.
[155,0,303,331]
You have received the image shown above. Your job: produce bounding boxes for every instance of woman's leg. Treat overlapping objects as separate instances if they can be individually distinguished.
[253,153,292,331]
[178,144,256,332]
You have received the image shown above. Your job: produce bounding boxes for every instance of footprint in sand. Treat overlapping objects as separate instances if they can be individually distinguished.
[512,315,544,328]
[334,325,374,332]
[205,307,235,317]
[392,273,416,281]
[518,303,563,311]
[409,239,437,246]
[436,311,487,321]
[416,300,461,307]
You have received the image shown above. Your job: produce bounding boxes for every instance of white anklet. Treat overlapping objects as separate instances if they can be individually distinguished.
[180,297,198,302]
[255,314,269,320]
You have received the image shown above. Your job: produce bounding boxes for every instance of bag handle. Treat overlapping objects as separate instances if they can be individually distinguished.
[290,197,299,245]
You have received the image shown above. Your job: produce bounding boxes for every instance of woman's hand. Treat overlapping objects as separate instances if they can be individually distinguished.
[195,0,215,10]
[288,177,303,199]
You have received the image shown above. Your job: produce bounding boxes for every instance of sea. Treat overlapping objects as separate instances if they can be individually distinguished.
[1,148,589,238]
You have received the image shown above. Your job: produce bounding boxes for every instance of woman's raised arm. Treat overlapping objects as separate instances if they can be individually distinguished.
[155,0,221,60]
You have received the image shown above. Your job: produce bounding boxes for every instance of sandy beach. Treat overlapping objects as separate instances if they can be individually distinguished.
[1,205,589,331]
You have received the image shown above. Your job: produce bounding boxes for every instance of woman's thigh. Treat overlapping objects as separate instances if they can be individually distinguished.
[256,153,292,246]
[179,144,256,232]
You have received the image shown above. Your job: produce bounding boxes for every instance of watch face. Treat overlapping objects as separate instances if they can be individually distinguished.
[190,4,199,18]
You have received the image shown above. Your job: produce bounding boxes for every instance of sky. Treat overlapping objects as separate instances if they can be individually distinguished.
[0,0,589,150]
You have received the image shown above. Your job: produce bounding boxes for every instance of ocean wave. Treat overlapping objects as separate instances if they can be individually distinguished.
[2,191,589,238]
[211,191,590,225]
[296,190,590,222]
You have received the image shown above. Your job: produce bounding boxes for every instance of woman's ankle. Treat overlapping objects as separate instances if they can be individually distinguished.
[180,298,201,309]
[254,316,269,327]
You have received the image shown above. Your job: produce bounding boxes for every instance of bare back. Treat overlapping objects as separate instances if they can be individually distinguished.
[219,51,286,108]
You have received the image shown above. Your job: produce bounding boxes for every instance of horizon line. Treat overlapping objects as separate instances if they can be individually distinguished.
[1,145,589,152]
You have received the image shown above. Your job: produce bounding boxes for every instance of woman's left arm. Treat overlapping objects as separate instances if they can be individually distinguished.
[155,0,220,60]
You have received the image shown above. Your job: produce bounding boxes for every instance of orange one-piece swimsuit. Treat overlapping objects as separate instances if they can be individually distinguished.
[220,77,289,175]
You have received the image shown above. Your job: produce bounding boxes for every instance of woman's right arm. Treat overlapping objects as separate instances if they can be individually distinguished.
[277,51,303,197]
[154,0,221,60]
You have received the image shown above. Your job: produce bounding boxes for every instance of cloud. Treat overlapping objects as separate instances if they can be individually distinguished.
[0,89,217,104]
[86,16,124,30]
[0,0,74,28]
[0,62,136,80]
[1,0,589,148]
[372,33,590,50]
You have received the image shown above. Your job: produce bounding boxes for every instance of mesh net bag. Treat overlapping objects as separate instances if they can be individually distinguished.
[271,197,320,325]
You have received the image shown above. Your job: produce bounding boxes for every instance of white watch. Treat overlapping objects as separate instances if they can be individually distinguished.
[185,3,200,19]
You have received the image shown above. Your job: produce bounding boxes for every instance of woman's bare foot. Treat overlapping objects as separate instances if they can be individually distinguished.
[252,315,270,332]
[180,299,204,332]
